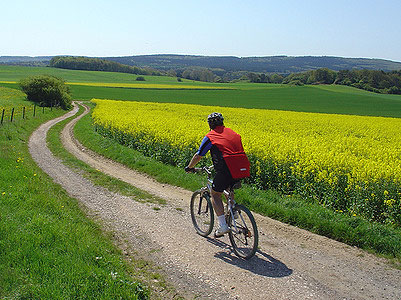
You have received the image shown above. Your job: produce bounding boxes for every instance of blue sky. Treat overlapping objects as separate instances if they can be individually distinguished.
[2,0,401,62]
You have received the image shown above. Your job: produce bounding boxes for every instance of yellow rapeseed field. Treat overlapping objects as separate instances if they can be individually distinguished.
[91,99,401,224]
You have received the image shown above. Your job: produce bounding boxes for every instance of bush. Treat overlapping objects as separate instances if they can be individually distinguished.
[136,76,145,81]
[19,75,72,110]
[387,86,401,94]
[288,79,304,86]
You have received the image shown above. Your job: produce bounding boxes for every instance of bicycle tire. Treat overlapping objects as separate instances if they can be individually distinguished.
[228,204,258,259]
[190,190,214,237]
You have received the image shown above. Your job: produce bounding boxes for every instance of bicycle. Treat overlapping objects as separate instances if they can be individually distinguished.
[190,166,259,259]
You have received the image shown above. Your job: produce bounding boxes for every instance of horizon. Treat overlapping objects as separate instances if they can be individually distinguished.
[2,53,401,63]
[2,0,401,62]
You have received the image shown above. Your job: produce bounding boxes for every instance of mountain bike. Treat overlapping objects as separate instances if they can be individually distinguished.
[190,166,258,259]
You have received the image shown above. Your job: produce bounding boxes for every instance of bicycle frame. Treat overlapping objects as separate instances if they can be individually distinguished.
[197,166,241,233]
[191,166,258,259]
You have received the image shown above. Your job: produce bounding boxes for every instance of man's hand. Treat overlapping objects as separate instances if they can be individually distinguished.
[185,166,195,173]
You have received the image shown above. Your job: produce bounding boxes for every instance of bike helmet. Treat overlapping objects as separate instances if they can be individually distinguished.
[207,112,224,129]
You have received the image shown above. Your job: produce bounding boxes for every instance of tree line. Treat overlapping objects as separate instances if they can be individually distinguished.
[50,56,162,76]
[246,68,401,94]
[105,54,401,74]
[49,56,401,94]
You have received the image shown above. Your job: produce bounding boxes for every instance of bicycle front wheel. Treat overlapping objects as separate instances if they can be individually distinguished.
[228,204,258,259]
[190,190,214,237]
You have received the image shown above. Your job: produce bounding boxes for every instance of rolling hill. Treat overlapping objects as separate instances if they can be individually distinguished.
[1,55,401,74]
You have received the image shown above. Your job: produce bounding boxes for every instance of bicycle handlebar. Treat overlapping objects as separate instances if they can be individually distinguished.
[194,166,213,175]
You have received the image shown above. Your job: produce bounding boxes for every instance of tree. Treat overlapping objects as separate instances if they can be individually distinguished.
[50,56,162,76]
[19,75,72,110]
[269,73,284,84]
[247,72,260,83]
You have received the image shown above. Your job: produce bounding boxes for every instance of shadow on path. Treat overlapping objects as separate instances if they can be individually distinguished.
[206,237,293,278]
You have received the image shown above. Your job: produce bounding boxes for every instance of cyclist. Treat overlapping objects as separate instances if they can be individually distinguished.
[185,112,250,237]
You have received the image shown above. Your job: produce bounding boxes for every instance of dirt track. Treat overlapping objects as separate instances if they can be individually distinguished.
[29,102,401,299]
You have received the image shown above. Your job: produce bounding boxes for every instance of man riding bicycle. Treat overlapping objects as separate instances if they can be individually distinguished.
[185,112,250,237]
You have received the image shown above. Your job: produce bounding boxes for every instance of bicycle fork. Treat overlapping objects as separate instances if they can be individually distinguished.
[199,187,211,215]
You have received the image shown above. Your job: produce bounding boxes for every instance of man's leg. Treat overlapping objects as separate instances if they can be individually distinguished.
[211,189,230,237]
[211,189,224,216]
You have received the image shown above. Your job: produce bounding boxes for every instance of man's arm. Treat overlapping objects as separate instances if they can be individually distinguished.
[187,153,202,169]
[185,136,211,171]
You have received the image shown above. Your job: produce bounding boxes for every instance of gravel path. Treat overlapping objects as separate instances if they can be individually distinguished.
[29,103,401,299]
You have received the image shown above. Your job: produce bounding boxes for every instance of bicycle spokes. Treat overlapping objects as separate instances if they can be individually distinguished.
[228,205,258,259]
[191,190,214,237]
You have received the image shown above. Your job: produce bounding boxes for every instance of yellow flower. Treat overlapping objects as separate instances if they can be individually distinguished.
[91,99,401,211]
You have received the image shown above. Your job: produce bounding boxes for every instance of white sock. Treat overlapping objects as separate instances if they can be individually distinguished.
[218,215,227,227]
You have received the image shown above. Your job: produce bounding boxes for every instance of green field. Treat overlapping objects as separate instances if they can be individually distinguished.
[0,109,153,299]
[1,65,401,268]
[1,65,401,118]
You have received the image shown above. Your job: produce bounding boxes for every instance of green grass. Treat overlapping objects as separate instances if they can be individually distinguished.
[74,104,201,191]
[0,65,216,85]
[2,66,401,269]
[0,107,151,298]
[0,86,29,107]
[1,65,401,118]
[74,107,401,264]
[46,105,166,206]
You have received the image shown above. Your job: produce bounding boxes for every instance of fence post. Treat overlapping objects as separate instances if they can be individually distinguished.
[33,105,36,117]
[42,106,44,114]
[1,109,4,125]
[23,107,26,119]
[10,108,15,122]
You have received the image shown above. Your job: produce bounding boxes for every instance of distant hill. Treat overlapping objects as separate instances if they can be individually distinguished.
[104,55,401,74]
[49,56,162,76]
[0,56,52,66]
[1,54,401,74]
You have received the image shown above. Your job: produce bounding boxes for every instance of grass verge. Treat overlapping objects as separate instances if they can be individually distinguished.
[74,104,401,267]
[45,104,183,298]
[47,104,165,206]
[0,109,149,299]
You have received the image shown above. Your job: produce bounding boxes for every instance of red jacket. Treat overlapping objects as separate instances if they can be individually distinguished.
[206,126,250,179]
[206,126,245,156]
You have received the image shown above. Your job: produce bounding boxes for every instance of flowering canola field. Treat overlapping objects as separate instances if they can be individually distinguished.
[92,99,401,225]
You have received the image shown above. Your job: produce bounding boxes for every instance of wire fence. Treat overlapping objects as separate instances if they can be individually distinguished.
[0,104,54,125]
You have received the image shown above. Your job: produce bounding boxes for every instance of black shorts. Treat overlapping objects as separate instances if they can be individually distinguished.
[212,171,239,193]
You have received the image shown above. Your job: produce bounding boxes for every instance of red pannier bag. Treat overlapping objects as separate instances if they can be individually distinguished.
[206,126,250,179]
[223,152,250,179]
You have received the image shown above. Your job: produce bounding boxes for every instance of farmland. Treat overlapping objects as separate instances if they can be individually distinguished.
[1,65,401,300]
[1,65,401,118]
[2,65,401,257]
[92,99,401,226]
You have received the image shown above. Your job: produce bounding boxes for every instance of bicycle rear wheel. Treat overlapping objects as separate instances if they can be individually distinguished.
[228,204,258,259]
[190,190,214,237]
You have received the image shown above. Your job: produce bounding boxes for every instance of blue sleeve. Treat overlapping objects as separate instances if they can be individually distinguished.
[197,136,212,156]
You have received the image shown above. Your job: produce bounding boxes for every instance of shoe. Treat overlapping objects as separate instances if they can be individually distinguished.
[214,224,230,238]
